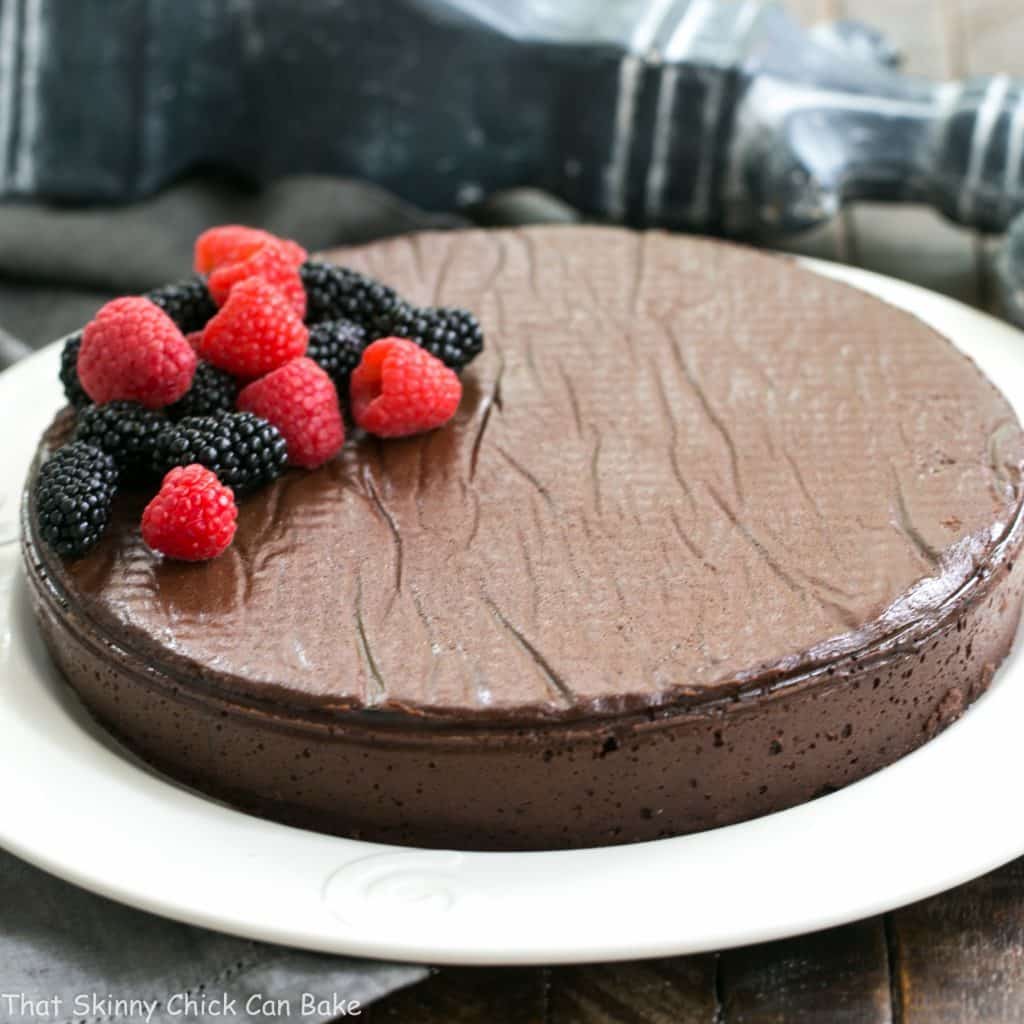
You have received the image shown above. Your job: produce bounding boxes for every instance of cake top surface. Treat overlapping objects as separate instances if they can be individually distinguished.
[46,226,1024,722]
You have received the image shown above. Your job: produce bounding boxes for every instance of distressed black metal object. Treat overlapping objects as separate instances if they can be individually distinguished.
[2,0,1024,241]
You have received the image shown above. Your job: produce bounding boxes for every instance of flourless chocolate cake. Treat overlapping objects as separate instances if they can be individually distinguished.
[23,227,1024,850]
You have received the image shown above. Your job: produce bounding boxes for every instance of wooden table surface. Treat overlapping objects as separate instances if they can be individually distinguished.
[370,2,1024,1020]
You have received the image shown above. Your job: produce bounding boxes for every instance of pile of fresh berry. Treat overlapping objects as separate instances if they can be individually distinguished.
[35,225,483,562]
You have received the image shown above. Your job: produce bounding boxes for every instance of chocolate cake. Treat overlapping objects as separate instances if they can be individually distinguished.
[22,227,1024,850]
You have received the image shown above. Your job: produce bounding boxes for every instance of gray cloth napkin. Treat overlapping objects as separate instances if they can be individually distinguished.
[0,175,576,353]
[0,174,577,1020]
[0,849,427,1023]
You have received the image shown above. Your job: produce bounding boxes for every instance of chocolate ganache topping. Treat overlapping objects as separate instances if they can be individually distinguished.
[42,227,1024,725]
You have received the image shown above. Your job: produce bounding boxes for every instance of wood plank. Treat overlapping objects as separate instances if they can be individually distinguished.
[891,858,1024,1023]
[547,957,719,1024]
[366,958,721,1024]
[718,919,892,1024]
[365,967,548,1023]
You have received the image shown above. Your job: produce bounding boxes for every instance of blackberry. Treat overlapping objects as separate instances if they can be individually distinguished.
[152,412,287,494]
[73,401,166,481]
[300,260,399,329]
[146,276,217,332]
[34,441,118,558]
[59,332,92,410]
[306,318,368,394]
[376,302,484,370]
[167,361,238,419]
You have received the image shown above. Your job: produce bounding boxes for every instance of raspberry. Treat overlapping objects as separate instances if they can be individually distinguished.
[299,261,399,329]
[374,302,484,370]
[237,357,344,469]
[142,464,237,561]
[152,411,287,494]
[145,277,217,333]
[350,338,462,438]
[167,361,238,419]
[306,319,368,395]
[208,239,307,317]
[72,401,166,481]
[34,441,118,557]
[194,225,275,274]
[59,332,91,410]
[198,277,308,379]
[78,297,197,409]
[194,226,305,276]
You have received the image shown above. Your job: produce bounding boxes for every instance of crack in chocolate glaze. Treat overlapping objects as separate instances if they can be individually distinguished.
[468,354,504,482]
[589,434,604,516]
[361,462,404,599]
[669,508,713,570]
[671,337,745,506]
[557,359,584,438]
[481,591,575,708]
[705,482,803,595]
[890,460,942,569]
[354,572,387,706]
[650,360,698,515]
[495,445,555,510]
[785,451,824,522]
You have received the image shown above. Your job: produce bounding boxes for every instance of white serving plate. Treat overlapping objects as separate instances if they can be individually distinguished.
[1,261,1023,965]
